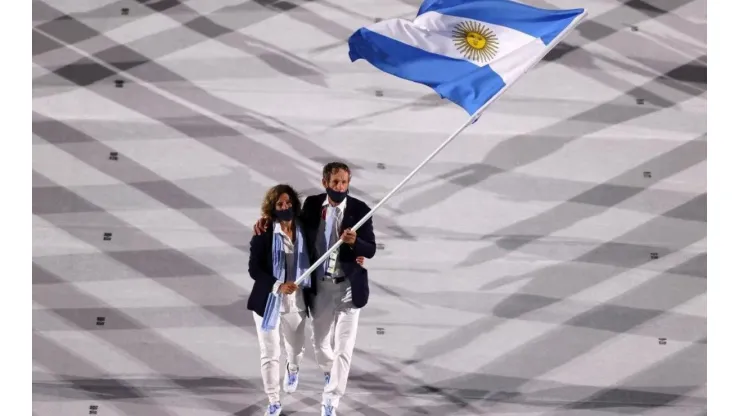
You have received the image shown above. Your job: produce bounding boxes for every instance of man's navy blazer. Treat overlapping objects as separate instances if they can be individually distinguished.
[300,193,376,309]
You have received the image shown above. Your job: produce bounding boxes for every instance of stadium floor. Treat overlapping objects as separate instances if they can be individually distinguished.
[32,0,706,415]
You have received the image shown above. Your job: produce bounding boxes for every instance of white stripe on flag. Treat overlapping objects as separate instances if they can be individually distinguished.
[367,11,542,69]
[367,18,472,64]
[414,11,541,64]
[487,36,547,84]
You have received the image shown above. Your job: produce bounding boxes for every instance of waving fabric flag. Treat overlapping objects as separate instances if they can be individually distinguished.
[348,0,587,115]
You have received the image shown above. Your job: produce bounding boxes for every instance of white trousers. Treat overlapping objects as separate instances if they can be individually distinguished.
[253,310,308,404]
[311,279,361,408]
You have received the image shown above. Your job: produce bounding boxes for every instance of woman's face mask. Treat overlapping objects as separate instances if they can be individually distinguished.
[274,207,294,222]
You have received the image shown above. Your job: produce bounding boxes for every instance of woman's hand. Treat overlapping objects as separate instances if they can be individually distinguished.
[356,256,365,266]
[279,282,298,295]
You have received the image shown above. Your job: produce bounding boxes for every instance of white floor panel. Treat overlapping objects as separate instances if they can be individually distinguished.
[33,0,706,414]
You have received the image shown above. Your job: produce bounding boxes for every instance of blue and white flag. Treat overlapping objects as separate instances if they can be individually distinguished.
[348,0,587,115]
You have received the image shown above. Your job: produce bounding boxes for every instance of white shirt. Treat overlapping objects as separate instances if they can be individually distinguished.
[271,222,306,313]
[317,196,347,278]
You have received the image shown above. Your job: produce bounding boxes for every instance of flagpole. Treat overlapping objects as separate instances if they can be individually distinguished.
[294,11,587,286]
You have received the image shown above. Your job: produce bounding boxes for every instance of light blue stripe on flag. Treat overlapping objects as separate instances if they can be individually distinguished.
[417,0,585,45]
[348,29,505,115]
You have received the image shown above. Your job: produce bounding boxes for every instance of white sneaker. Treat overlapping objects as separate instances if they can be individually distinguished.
[265,402,281,416]
[321,401,336,416]
[283,364,299,393]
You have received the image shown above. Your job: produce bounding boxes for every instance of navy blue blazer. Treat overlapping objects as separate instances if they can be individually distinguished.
[246,223,317,317]
[299,193,376,309]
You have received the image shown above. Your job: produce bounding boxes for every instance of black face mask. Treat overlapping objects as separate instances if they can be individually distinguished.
[326,187,348,204]
[274,207,294,222]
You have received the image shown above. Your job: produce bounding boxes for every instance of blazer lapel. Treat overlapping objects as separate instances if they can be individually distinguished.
[303,194,324,229]
[304,194,325,258]
[341,197,356,230]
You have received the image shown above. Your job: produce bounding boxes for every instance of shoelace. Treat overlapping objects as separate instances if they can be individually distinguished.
[287,371,297,385]
[269,403,280,414]
[323,404,334,416]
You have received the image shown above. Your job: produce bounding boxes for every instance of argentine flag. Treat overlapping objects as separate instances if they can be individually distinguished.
[348,0,587,115]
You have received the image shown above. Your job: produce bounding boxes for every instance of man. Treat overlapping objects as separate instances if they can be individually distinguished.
[253,162,376,416]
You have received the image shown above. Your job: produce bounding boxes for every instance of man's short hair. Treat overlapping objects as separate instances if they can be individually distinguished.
[322,162,351,182]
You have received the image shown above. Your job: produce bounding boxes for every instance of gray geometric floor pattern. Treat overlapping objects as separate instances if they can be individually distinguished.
[32,0,706,415]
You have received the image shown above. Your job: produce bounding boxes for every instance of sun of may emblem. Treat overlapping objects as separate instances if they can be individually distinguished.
[452,21,499,62]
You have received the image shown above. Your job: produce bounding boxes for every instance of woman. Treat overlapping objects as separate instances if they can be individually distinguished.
[247,184,313,416]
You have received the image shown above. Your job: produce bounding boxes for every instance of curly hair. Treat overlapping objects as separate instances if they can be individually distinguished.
[261,184,302,220]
